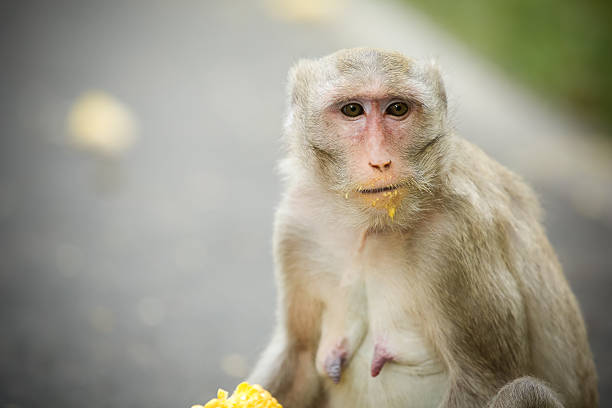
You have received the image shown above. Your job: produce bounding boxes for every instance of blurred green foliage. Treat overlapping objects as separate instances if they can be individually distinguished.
[405,0,612,132]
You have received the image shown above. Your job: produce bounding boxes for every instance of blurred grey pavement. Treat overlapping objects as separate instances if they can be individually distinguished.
[0,0,610,407]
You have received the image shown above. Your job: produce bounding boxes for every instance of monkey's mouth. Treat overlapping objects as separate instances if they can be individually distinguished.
[359,184,401,194]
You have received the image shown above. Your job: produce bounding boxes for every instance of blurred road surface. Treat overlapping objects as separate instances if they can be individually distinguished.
[0,0,610,406]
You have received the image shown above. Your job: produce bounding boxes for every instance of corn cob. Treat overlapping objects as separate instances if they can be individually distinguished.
[192,382,282,408]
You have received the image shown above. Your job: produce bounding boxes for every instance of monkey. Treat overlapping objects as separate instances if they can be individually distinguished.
[247,48,598,408]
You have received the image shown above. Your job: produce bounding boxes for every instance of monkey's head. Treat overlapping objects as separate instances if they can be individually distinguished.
[283,48,450,229]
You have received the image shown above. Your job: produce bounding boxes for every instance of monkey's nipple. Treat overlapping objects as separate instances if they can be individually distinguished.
[324,347,347,384]
[371,342,393,377]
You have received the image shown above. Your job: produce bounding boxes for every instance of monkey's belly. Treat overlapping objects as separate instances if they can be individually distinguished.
[322,333,449,408]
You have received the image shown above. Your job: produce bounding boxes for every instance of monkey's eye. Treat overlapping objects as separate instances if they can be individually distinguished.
[340,103,364,117]
[385,102,410,117]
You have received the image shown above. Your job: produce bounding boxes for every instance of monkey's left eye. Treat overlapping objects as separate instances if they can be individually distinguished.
[340,103,364,117]
[385,102,410,117]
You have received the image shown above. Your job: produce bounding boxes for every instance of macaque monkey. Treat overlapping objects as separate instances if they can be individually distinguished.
[248,48,598,408]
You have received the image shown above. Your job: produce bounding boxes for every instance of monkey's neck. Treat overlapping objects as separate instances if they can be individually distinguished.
[357,228,370,254]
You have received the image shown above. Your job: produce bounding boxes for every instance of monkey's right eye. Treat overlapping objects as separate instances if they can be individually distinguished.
[340,103,364,117]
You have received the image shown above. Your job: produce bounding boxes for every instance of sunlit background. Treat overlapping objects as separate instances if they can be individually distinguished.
[1,1,611,406]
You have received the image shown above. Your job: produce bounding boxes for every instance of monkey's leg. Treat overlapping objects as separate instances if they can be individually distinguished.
[487,377,564,408]
[249,328,322,408]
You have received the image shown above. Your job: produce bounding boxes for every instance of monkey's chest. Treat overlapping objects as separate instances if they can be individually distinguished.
[314,235,449,408]
[325,335,448,408]
[317,296,448,408]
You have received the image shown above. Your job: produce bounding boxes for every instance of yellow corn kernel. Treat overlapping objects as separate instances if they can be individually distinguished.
[199,382,282,408]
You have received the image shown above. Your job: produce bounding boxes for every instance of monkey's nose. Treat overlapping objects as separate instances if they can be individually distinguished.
[368,160,392,172]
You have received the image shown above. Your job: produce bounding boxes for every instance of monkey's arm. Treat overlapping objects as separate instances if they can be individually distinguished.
[248,221,324,408]
[425,216,534,406]
[431,274,562,408]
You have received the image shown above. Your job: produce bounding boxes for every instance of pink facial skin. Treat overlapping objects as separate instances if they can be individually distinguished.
[371,341,394,377]
[325,96,415,190]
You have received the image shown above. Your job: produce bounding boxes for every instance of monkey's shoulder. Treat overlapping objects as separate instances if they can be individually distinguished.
[444,137,542,223]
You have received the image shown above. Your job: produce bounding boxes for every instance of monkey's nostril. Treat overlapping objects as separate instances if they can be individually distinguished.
[369,160,392,172]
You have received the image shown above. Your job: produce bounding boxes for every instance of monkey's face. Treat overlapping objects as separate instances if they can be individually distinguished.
[286,49,448,225]
[320,94,418,219]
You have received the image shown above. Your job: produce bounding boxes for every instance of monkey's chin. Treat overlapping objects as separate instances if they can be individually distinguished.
[350,186,407,222]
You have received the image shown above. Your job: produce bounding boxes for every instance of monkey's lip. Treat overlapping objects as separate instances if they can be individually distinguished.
[358,184,402,194]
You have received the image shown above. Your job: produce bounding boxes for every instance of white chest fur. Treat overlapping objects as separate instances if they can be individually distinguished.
[311,227,449,408]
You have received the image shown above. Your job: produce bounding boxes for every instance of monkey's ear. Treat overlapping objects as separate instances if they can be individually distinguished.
[421,59,447,112]
[287,59,317,108]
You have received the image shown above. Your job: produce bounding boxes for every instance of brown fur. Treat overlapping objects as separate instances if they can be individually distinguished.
[249,48,598,408]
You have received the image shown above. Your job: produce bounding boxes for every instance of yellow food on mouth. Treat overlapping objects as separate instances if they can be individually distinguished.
[344,176,405,220]
[192,382,282,408]
[345,185,403,221]
[370,189,402,220]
